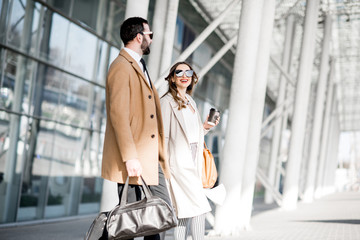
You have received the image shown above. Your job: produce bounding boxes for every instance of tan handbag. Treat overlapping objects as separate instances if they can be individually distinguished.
[202,142,218,188]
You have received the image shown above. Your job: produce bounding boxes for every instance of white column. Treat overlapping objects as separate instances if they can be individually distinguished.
[239,0,276,229]
[147,0,168,81]
[303,15,332,202]
[158,0,179,79]
[152,0,180,97]
[265,15,296,204]
[125,0,149,19]
[330,106,340,190]
[275,91,293,191]
[214,0,264,235]
[282,0,320,210]
[314,66,336,198]
[322,97,340,196]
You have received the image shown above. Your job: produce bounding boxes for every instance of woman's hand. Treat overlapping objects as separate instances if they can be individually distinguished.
[203,115,220,130]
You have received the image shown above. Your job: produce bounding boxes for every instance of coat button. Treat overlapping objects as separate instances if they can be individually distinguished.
[148,95,152,99]
[151,134,155,138]
[150,114,154,119]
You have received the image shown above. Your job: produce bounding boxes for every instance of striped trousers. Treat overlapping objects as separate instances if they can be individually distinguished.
[173,214,206,240]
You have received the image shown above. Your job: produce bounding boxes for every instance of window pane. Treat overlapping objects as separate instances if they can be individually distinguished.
[37,68,91,129]
[79,177,102,214]
[48,13,68,67]
[97,41,109,85]
[6,0,26,49]
[58,75,91,128]
[64,23,97,79]
[18,118,54,221]
[72,0,99,30]
[0,113,30,222]
[50,0,72,16]
[44,124,83,218]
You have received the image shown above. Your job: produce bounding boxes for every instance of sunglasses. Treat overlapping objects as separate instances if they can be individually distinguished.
[140,31,153,39]
[175,69,194,77]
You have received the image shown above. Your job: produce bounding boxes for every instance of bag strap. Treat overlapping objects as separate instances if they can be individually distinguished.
[140,176,153,199]
[120,176,153,207]
[204,142,208,149]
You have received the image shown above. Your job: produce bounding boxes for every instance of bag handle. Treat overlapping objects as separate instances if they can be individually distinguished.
[120,176,153,207]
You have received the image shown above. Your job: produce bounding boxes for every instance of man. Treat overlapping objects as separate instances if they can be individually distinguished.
[101,17,171,240]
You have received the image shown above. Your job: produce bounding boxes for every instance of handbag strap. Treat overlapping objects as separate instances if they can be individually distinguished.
[204,142,208,149]
[120,176,153,207]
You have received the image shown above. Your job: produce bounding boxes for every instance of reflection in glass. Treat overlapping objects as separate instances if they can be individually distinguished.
[49,14,98,80]
[50,0,72,17]
[18,119,53,221]
[109,46,119,67]
[35,67,91,129]
[6,0,26,49]
[0,112,30,222]
[57,74,90,128]
[65,23,97,80]
[29,2,42,56]
[44,123,82,218]
[72,0,99,30]
[48,13,68,67]
[97,41,109,85]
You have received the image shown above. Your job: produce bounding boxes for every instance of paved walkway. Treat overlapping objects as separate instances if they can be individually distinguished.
[0,191,359,240]
[207,191,360,240]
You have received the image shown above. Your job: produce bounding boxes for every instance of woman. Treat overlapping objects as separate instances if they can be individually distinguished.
[160,62,219,240]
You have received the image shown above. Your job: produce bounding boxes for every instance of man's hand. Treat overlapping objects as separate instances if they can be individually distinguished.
[125,159,142,177]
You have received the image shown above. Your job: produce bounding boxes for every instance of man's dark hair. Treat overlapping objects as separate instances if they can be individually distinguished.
[120,17,148,46]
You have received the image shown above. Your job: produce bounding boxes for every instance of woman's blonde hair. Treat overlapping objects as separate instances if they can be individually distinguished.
[164,62,199,110]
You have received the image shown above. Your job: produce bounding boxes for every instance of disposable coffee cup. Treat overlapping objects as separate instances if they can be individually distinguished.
[208,108,220,126]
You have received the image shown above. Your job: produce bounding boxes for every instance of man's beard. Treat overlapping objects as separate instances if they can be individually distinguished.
[141,38,151,55]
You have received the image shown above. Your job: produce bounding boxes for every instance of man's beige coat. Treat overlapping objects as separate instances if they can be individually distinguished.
[101,49,170,185]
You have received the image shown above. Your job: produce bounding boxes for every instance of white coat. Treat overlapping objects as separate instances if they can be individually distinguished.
[160,93,211,218]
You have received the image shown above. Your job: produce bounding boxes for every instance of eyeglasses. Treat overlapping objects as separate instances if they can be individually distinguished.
[140,31,153,39]
[175,69,194,77]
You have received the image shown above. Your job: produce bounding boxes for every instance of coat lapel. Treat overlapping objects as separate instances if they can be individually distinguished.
[165,94,190,144]
[119,49,152,91]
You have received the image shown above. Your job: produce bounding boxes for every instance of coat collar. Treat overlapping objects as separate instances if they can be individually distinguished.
[164,93,203,145]
[164,93,189,143]
[119,49,151,91]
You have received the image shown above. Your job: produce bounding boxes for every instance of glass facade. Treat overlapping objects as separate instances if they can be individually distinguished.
[0,0,126,223]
